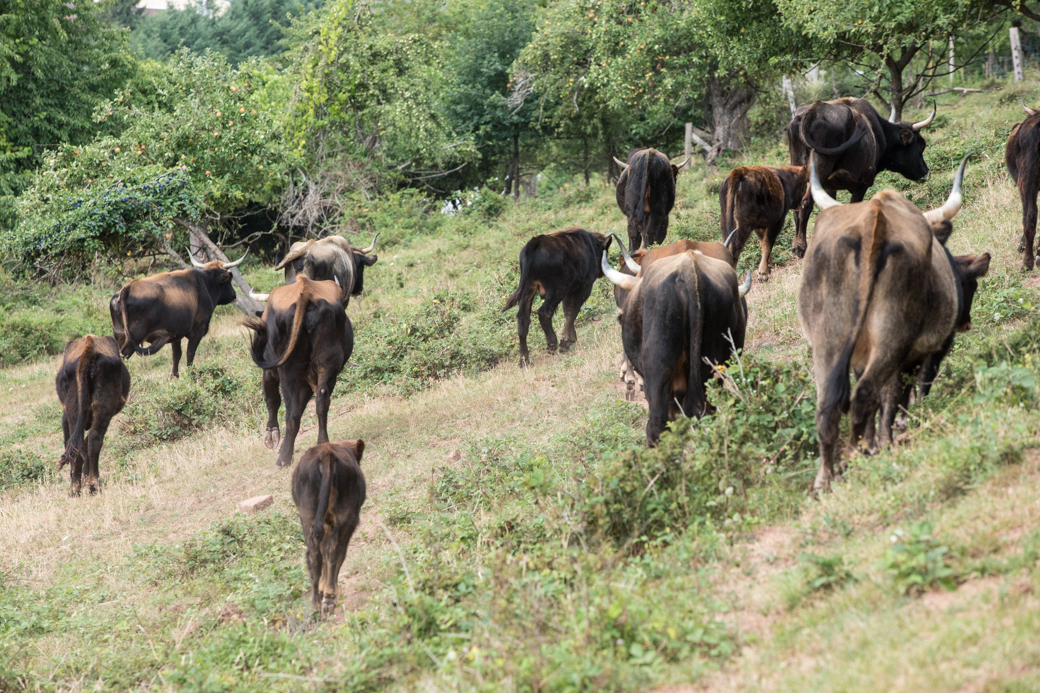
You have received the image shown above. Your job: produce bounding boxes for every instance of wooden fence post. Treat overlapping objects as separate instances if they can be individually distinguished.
[684,123,692,170]
[1011,26,1025,82]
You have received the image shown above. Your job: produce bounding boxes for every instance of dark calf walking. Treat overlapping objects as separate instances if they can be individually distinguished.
[56,335,131,496]
[503,228,612,366]
[719,165,806,278]
[292,440,367,617]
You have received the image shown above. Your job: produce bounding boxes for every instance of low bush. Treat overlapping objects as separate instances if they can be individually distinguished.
[0,278,112,367]
[0,448,50,492]
[883,522,958,596]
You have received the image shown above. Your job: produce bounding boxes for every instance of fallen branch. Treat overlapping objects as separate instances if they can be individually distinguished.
[173,218,263,316]
[924,87,985,97]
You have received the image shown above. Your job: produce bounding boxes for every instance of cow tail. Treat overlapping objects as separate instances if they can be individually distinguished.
[625,150,651,227]
[722,170,742,252]
[685,271,706,419]
[503,245,530,311]
[312,447,335,545]
[821,204,888,415]
[59,337,94,470]
[272,287,310,368]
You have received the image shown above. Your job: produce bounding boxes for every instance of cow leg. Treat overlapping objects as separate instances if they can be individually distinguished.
[793,188,813,258]
[517,290,535,366]
[879,373,914,447]
[559,289,591,352]
[69,453,84,497]
[322,513,359,618]
[848,185,869,204]
[627,217,643,251]
[305,529,323,612]
[262,369,281,449]
[1020,184,1037,271]
[537,293,563,355]
[848,347,910,457]
[277,382,311,468]
[185,331,205,369]
[314,374,336,445]
[170,339,183,379]
[811,351,847,495]
[84,415,112,496]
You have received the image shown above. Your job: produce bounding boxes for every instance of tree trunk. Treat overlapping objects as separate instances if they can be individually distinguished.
[582,136,590,187]
[706,73,756,164]
[884,45,918,122]
[511,128,520,200]
[175,218,263,316]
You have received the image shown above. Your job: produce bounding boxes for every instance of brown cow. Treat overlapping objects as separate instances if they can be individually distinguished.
[245,277,353,467]
[1006,102,1040,271]
[109,253,246,378]
[292,440,366,617]
[799,154,990,494]
[56,335,131,496]
[719,165,807,278]
[503,228,612,366]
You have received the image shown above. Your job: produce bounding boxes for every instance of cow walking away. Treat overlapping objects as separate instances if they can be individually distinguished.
[292,440,366,617]
[503,228,612,366]
[614,148,689,250]
[719,165,807,278]
[254,233,379,306]
[602,245,752,445]
[246,277,353,467]
[1005,102,1040,271]
[56,336,131,496]
[786,98,936,258]
[110,253,246,378]
[799,154,990,494]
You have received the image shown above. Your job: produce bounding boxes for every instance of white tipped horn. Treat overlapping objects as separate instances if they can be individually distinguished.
[889,102,898,123]
[359,232,379,254]
[187,249,207,268]
[911,102,936,131]
[1024,101,1039,117]
[612,156,629,171]
[738,269,752,298]
[923,153,971,224]
[601,250,639,291]
[221,251,247,269]
[724,227,738,249]
[809,155,841,210]
[611,233,641,274]
[250,293,269,302]
[673,156,691,170]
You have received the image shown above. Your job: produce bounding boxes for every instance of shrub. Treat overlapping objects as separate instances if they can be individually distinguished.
[0,448,51,492]
[883,522,958,596]
[800,553,855,593]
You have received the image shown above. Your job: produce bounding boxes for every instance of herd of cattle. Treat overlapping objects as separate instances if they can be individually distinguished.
[42,95,1040,614]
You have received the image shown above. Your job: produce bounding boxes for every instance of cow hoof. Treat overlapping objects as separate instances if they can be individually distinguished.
[321,599,336,618]
[793,243,807,259]
[519,356,530,368]
[1019,240,1027,253]
[756,272,771,282]
[263,428,280,449]
[625,388,636,402]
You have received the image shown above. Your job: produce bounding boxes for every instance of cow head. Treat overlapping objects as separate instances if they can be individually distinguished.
[349,233,380,296]
[951,254,991,332]
[882,103,936,182]
[188,250,245,305]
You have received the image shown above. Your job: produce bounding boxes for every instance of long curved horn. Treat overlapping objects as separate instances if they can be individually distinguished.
[809,155,841,210]
[358,232,380,254]
[611,233,641,274]
[724,227,738,249]
[889,102,898,123]
[738,269,752,298]
[601,251,639,291]
[187,248,207,268]
[250,293,269,302]
[1024,100,1039,117]
[612,156,629,171]
[911,102,937,131]
[673,156,691,170]
[923,153,971,224]
[221,251,247,269]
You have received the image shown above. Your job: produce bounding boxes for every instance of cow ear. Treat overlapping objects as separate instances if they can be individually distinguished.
[360,253,378,267]
[221,271,231,283]
[930,220,953,246]
[899,128,915,145]
[958,253,991,279]
[602,235,613,251]
[352,438,365,463]
[672,164,680,177]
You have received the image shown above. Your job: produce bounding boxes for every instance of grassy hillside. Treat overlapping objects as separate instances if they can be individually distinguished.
[2,83,1040,692]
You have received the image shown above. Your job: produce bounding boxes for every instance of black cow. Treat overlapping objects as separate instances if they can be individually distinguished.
[786,97,936,257]
[602,248,752,445]
[799,154,990,493]
[719,165,807,278]
[56,335,131,496]
[503,227,612,366]
[614,148,689,250]
[109,253,245,377]
[293,440,366,617]
[1006,102,1040,271]
[246,277,353,467]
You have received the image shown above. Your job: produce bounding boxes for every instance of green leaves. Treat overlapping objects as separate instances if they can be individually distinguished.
[883,522,959,595]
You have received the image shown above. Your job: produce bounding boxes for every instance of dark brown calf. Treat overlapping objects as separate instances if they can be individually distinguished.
[719,165,806,278]
[56,335,131,496]
[292,440,366,617]
[1006,103,1040,270]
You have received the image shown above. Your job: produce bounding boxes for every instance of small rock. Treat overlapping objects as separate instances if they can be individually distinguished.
[238,495,273,514]
[447,450,461,462]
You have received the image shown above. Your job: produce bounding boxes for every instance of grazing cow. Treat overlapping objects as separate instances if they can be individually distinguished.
[109,253,246,377]
[799,154,990,494]
[292,440,366,617]
[245,277,353,467]
[719,165,807,278]
[256,233,379,306]
[1005,102,1040,271]
[610,236,737,400]
[602,246,752,444]
[613,148,689,250]
[55,335,131,496]
[503,228,612,366]
[786,97,936,258]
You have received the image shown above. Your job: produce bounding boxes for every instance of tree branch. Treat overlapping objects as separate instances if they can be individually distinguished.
[173,218,263,316]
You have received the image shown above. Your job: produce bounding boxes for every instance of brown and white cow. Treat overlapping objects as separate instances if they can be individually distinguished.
[799,154,990,494]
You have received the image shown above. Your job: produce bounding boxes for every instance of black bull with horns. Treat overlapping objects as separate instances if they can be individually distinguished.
[786,97,937,258]
[613,148,689,250]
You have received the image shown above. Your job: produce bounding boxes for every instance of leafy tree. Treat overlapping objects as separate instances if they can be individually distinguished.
[97,0,145,30]
[776,0,1001,120]
[9,51,294,280]
[0,0,135,228]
